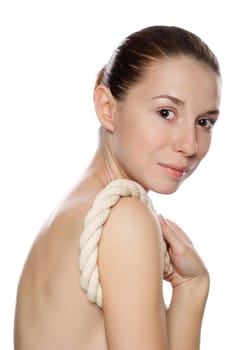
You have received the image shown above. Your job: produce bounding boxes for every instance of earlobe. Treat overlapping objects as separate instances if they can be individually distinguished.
[94,85,116,132]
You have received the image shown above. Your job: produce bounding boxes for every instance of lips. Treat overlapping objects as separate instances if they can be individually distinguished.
[158,163,190,179]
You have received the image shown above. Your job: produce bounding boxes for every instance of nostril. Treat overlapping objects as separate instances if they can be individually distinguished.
[173,130,198,156]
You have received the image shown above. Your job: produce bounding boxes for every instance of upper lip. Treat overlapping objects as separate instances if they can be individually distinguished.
[158,163,191,172]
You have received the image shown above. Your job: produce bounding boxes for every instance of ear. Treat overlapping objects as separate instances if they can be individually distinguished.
[94,85,116,132]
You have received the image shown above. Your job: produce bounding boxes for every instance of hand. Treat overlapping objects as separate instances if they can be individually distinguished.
[159,215,209,289]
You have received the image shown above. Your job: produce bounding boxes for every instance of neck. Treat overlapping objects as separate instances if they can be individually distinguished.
[82,127,127,187]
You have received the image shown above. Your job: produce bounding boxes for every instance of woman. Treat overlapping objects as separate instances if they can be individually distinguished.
[14,25,221,349]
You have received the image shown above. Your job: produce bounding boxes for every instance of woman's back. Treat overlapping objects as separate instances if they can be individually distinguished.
[14,177,109,350]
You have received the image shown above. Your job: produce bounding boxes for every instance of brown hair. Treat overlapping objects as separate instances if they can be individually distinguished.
[95,25,220,100]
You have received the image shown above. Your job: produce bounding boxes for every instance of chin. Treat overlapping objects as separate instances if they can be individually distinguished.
[150,180,184,195]
[156,188,179,195]
[133,175,185,195]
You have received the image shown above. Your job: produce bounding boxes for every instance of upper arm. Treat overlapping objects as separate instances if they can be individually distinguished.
[98,197,168,350]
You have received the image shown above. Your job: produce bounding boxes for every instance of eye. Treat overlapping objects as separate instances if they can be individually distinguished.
[158,108,175,120]
[197,118,215,129]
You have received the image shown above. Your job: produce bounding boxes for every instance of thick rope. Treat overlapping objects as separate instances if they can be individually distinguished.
[79,179,173,308]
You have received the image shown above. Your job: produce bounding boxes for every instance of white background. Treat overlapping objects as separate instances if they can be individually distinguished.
[0,1,233,349]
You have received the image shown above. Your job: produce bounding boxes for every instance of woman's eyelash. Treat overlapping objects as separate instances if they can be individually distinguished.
[197,118,216,129]
[156,109,217,129]
[157,108,175,120]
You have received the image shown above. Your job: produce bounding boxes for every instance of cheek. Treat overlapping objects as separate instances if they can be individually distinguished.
[118,124,164,155]
[113,107,170,158]
[197,133,212,159]
[114,115,145,149]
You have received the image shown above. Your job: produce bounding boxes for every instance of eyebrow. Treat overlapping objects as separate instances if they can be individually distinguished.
[150,94,185,105]
[150,94,220,116]
[203,109,220,116]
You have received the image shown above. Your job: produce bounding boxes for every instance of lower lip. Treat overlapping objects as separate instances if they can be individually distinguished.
[160,165,186,179]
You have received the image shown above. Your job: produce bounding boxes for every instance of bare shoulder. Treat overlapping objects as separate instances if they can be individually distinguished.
[98,196,167,349]
[18,181,103,288]
[99,195,163,263]
[21,194,90,281]
[15,199,84,306]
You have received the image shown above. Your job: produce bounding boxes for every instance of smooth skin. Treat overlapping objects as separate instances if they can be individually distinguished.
[14,56,221,350]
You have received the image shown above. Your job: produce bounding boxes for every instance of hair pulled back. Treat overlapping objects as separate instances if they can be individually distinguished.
[95,25,220,100]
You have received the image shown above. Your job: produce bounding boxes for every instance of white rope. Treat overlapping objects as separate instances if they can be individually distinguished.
[79,179,173,308]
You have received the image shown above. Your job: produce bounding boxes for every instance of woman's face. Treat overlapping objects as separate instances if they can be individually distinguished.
[112,56,221,194]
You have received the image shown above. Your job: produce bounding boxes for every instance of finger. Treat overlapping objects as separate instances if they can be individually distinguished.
[165,219,194,247]
[159,215,187,256]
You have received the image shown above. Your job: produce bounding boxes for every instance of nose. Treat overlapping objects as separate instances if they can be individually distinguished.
[173,123,198,157]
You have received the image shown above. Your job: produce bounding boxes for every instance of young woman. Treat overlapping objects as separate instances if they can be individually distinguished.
[14,25,221,350]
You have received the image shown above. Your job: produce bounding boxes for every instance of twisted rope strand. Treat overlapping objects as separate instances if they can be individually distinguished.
[79,179,173,308]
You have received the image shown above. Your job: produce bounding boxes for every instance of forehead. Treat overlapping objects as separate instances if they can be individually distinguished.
[128,56,221,107]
